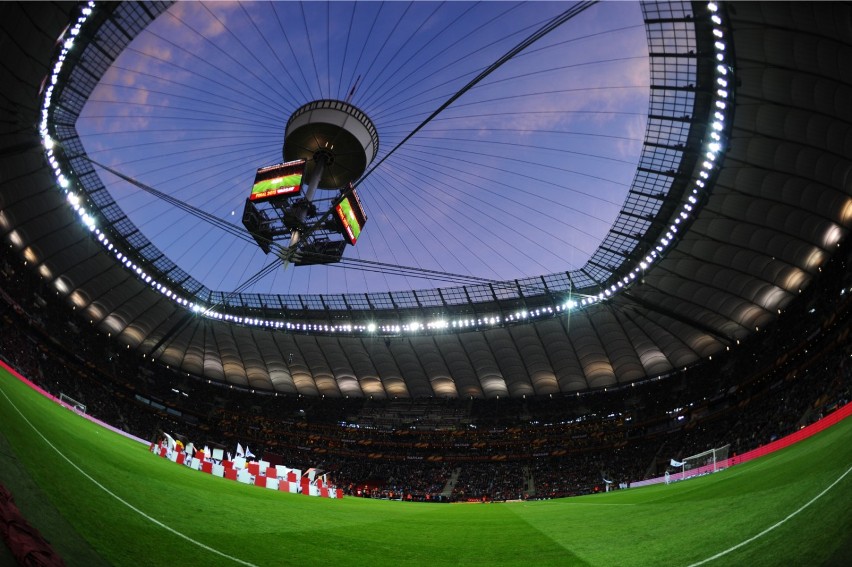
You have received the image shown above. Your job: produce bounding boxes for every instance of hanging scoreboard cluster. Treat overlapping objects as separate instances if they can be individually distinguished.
[241,162,367,265]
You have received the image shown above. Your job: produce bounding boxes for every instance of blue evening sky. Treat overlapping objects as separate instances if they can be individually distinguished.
[77,1,648,296]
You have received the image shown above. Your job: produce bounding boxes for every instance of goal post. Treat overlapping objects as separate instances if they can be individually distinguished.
[59,392,87,414]
[680,444,730,479]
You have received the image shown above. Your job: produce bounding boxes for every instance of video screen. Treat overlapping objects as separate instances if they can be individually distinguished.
[334,186,367,245]
[249,160,305,202]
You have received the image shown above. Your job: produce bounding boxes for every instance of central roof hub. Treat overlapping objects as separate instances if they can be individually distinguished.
[283,99,379,190]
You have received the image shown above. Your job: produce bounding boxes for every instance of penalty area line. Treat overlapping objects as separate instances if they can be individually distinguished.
[687,464,852,566]
[0,383,258,567]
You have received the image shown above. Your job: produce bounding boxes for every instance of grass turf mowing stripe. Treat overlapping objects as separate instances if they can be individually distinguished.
[687,465,852,566]
[0,426,109,567]
[0,375,258,567]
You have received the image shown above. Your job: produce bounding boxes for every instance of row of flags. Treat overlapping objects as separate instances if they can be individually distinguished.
[152,438,341,499]
[163,433,256,463]
[234,442,256,460]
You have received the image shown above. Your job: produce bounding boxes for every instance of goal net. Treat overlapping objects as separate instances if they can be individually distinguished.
[59,392,87,414]
[679,444,730,480]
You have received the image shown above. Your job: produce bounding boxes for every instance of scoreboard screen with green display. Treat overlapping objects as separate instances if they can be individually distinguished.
[334,185,367,245]
[249,160,305,202]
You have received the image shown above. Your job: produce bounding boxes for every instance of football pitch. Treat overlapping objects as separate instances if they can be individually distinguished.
[1,367,850,566]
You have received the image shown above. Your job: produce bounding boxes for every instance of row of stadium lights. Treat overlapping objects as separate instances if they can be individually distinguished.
[40,1,732,339]
[39,2,205,317]
[581,1,731,309]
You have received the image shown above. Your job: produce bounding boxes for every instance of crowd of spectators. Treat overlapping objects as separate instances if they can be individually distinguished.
[1,239,850,501]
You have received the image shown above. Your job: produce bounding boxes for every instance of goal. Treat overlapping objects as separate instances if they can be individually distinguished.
[680,444,730,480]
[59,392,87,414]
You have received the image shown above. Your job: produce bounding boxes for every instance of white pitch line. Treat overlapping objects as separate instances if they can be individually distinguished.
[687,464,852,566]
[0,383,259,567]
[562,502,637,506]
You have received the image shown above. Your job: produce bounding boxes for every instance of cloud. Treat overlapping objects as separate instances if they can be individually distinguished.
[164,2,234,41]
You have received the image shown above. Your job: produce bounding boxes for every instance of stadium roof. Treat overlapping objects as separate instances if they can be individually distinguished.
[1,1,850,398]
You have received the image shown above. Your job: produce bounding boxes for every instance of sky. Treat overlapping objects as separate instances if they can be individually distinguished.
[76,1,649,297]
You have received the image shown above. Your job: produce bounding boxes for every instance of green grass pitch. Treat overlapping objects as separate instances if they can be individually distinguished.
[1,367,850,566]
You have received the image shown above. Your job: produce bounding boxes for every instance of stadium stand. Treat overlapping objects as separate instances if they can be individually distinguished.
[1,239,850,501]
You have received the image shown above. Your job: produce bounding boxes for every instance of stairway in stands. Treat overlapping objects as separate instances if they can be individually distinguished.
[441,467,461,499]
